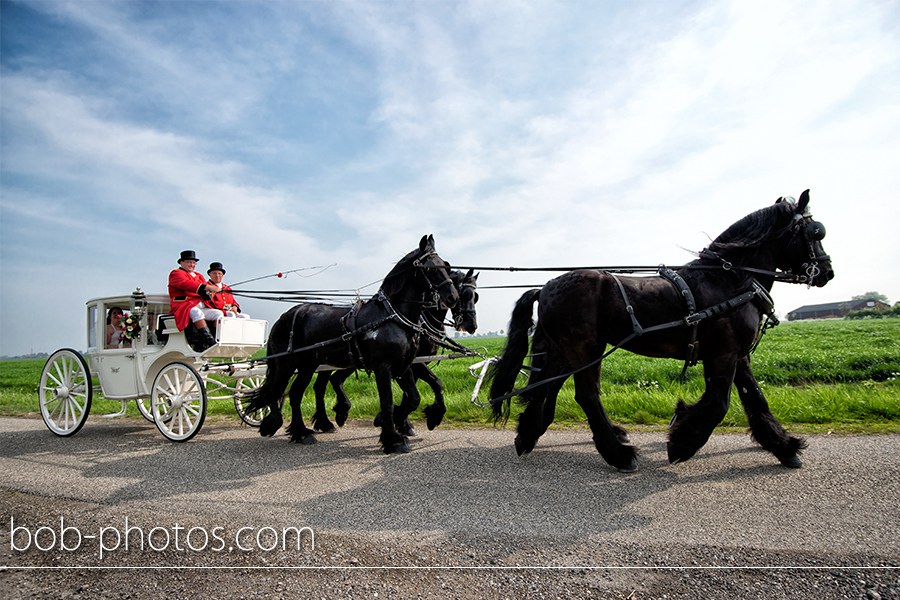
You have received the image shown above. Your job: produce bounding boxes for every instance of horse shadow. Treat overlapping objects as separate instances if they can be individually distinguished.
[0,417,799,539]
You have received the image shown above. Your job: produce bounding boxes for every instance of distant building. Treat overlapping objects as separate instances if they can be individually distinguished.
[787,298,890,321]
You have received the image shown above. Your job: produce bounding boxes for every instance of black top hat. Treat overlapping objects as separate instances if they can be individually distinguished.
[208,262,226,275]
[178,250,198,263]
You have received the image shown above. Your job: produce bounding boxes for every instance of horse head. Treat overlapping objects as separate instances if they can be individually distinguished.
[706,189,834,288]
[415,234,459,309]
[449,268,479,334]
[775,190,834,287]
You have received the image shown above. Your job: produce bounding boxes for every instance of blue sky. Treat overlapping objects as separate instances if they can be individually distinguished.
[1,0,898,357]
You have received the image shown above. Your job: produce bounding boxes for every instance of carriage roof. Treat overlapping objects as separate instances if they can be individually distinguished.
[86,293,169,307]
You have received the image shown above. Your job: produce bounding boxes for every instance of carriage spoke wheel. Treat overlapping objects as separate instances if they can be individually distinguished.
[39,349,93,436]
[233,376,269,427]
[151,362,206,442]
[136,396,154,422]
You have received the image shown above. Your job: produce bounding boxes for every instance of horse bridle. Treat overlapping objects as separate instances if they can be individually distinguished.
[788,211,829,286]
[697,210,829,286]
[414,251,457,304]
[452,280,478,330]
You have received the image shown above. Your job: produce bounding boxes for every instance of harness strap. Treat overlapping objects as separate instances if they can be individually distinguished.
[489,282,773,407]
[610,274,643,337]
[341,300,366,371]
[659,267,699,377]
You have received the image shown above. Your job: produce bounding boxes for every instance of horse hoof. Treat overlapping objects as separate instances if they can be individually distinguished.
[400,426,417,437]
[259,416,282,438]
[423,405,446,430]
[382,440,410,454]
[298,434,317,445]
[779,454,803,468]
[617,459,638,473]
[335,413,348,427]
[514,435,534,456]
[315,422,336,434]
[667,441,696,465]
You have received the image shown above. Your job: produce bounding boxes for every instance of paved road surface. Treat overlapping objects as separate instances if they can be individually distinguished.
[1,415,897,598]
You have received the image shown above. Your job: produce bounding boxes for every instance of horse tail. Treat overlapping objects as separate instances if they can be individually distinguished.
[242,357,280,412]
[488,288,541,423]
[243,308,295,412]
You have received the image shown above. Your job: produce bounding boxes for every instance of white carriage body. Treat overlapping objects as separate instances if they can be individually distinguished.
[84,293,268,400]
[40,290,270,441]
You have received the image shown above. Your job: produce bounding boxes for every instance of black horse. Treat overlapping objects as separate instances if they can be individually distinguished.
[244,235,459,454]
[314,268,479,435]
[489,191,833,471]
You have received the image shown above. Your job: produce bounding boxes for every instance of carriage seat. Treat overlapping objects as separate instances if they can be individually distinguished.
[155,314,177,345]
[158,314,179,335]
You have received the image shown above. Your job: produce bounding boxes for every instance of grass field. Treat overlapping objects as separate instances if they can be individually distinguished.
[2,318,898,433]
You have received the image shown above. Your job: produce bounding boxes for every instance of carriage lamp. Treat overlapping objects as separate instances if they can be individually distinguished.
[130,287,147,318]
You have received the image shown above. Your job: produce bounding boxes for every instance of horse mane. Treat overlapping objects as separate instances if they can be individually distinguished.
[707,201,796,256]
[379,248,421,298]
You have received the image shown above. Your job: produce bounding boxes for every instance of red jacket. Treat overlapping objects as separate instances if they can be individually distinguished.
[168,268,211,330]
[204,283,240,314]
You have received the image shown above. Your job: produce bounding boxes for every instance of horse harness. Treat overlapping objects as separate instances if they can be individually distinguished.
[488,267,779,407]
[609,267,777,378]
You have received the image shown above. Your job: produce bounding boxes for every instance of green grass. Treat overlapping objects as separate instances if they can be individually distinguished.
[3,319,898,433]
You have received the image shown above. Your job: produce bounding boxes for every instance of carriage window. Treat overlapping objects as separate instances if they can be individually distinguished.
[105,305,132,349]
[145,302,170,345]
[87,306,98,349]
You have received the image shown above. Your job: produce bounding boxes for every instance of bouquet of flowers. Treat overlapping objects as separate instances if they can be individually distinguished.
[121,313,142,340]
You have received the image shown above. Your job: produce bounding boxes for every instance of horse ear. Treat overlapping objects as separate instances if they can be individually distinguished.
[797,189,810,213]
[775,196,785,204]
[419,235,432,251]
[466,268,474,278]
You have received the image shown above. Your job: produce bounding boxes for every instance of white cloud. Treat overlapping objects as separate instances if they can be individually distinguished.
[2,0,899,356]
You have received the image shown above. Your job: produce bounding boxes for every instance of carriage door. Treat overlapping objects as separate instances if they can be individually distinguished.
[94,302,140,399]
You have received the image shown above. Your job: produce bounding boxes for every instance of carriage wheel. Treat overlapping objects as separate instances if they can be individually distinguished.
[150,362,206,442]
[233,376,266,427]
[39,349,93,437]
[135,396,154,422]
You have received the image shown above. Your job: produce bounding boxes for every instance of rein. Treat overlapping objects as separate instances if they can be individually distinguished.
[235,251,466,369]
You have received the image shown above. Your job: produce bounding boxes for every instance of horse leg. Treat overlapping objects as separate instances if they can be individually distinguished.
[572,367,638,472]
[394,369,421,437]
[536,361,629,443]
[329,369,353,427]
[374,365,425,434]
[256,360,289,438]
[285,369,317,445]
[667,356,735,464]
[374,365,408,454]
[734,356,807,467]
[538,375,565,437]
[515,329,556,455]
[311,371,337,433]
[417,363,447,430]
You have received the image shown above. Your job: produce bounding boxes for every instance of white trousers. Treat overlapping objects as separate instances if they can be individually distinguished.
[189,304,224,324]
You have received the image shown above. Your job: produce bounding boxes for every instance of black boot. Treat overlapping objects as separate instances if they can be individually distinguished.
[186,325,216,352]
[194,326,217,352]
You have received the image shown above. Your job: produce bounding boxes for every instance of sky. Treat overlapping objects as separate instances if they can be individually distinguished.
[1,0,899,357]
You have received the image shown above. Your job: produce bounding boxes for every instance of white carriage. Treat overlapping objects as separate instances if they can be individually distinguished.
[38,289,268,442]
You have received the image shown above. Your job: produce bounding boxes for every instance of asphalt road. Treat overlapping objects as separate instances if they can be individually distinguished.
[1,415,898,598]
